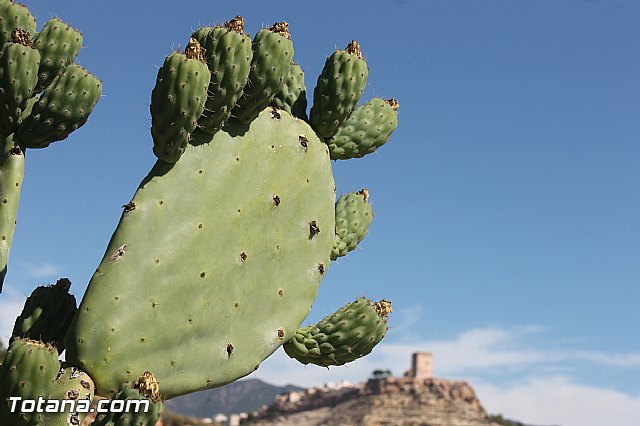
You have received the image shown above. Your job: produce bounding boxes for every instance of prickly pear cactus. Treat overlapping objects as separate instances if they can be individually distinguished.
[2,4,401,422]
[284,297,392,367]
[12,278,77,352]
[66,107,336,398]
[0,338,61,425]
[92,372,163,426]
[45,364,95,426]
[0,3,101,292]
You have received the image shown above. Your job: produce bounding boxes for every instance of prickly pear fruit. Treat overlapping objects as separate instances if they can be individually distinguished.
[12,278,77,352]
[327,98,399,160]
[331,189,373,260]
[232,22,294,124]
[271,61,307,120]
[150,42,210,163]
[0,30,41,135]
[66,109,335,399]
[32,18,83,92]
[45,364,95,426]
[92,371,163,426]
[192,16,252,134]
[0,338,61,425]
[310,41,368,139]
[0,135,24,292]
[0,1,36,45]
[15,64,102,148]
[283,297,391,367]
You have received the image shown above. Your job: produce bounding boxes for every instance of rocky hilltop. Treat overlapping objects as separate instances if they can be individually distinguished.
[245,376,503,426]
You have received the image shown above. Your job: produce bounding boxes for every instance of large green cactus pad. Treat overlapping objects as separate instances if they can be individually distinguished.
[66,108,335,399]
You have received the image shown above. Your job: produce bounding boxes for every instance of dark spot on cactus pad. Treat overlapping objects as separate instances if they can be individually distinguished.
[273,195,281,206]
[108,244,128,262]
[318,263,325,275]
[309,221,320,239]
[240,252,247,262]
[200,272,206,278]
[299,135,308,150]
[66,389,80,400]
[234,302,239,308]
[278,288,284,296]
[278,329,285,339]
[9,146,22,155]
[198,223,203,229]
[270,108,281,119]
[227,343,234,357]
[122,202,136,212]
[81,380,91,390]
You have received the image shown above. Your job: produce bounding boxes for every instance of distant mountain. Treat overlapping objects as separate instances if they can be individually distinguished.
[164,379,304,418]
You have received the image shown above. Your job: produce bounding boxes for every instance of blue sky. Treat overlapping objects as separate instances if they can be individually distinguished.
[1,1,639,425]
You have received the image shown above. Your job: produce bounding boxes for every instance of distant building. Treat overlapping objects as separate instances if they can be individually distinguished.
[406,351,433,378]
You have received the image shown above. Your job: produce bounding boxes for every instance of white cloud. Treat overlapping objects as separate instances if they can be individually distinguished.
[16,261,63,279]
[251,324,640,426]
[476,376,640,426]
[0,290,26,345]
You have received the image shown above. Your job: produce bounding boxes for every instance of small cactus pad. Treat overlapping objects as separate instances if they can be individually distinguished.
[32,18,83,92]
[0,338,61,424]
[45,364,95,426]
[192,17,253,134]
[92,372,163,426]
[12,278,77,352]
[271,61,308,121]
[331,189,373,260]
[310,41,368,139]
[232,22,294,124]
[0,2,36,45]
[15,64,102,149]
[66,109,335,399]
[150,48,210,163]
[327,98,399,160]
[283,297,391,367]
[0,135,24,292]
[0,35,41,135]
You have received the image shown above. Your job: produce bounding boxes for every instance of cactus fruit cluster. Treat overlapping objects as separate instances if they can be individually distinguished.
[1,2,400,424]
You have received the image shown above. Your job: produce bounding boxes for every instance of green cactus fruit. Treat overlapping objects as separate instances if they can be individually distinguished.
[309,40,368,139]
[0,338,61,425]
[0,30,41,135]
[92,371,163,426]
[15,64,102,149]
[192,16,253,134]
[44,364,95,426]
[283,297,391,367]
[150,41,210,163]
[12,278,77,352]
[331,189,373,260]
[232,22,294,124]
[327,98,399,160]
[271,61,307,121]
[32,18,83,92]
[66,108,335,399]
[0,1,36,45]
[0,135,24,292]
